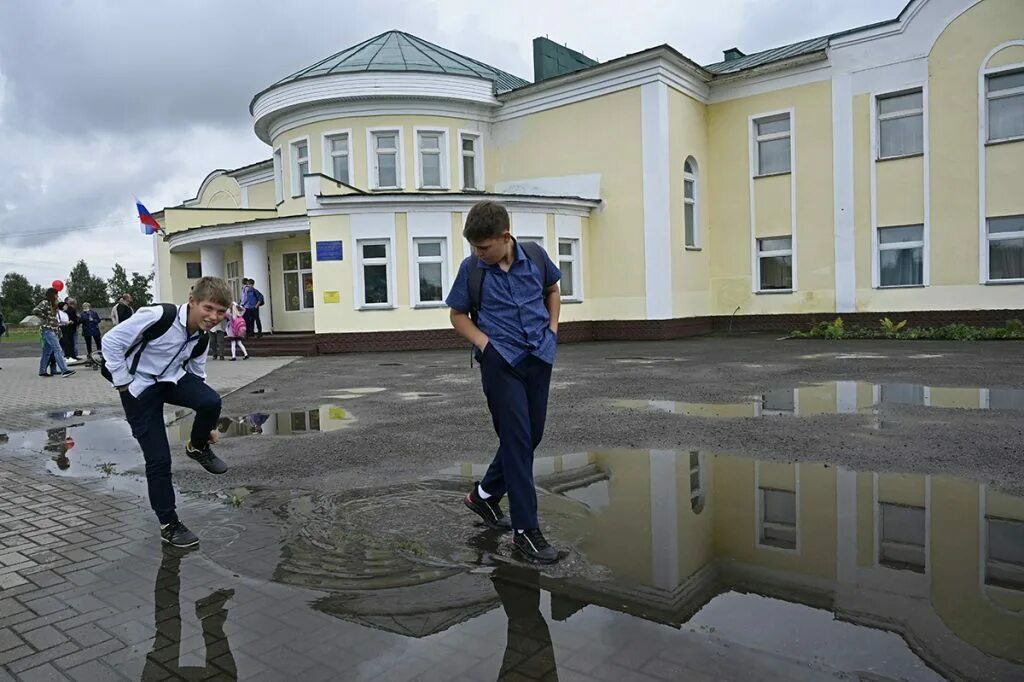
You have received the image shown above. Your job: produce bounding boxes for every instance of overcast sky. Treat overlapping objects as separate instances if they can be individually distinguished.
[0,0,904,288]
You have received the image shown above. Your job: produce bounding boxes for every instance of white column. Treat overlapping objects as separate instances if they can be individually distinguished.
[242,237,271,329]
[199,244,225,280]
[649,449,680,590]
[832,72,856,312]
[641,81,673,320]
[836,467,858,586]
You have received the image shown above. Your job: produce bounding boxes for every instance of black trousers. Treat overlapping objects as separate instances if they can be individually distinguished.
[478,347,552,530]
[120,373,221,524]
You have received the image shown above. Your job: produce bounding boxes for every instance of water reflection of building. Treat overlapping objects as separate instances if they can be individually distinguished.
[164,405,354,442]
[453,451,1024,680]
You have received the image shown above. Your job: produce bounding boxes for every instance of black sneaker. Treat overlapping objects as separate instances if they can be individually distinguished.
[61,370,76,377]
[39,373,51,378]
[464,482,512,531]
[161,521,199,548]
[186,441,228,474]
[513,528,559,564]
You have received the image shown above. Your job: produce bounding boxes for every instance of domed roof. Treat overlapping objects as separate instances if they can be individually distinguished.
[262,30,530,96]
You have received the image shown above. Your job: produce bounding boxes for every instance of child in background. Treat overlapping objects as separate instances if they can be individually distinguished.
[227,303,249,361]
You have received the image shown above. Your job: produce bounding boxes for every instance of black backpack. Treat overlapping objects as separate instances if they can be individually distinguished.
[99,303,209,384]
[465,240,556,364]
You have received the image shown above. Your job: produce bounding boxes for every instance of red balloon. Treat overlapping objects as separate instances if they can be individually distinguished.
[52,280,64,292]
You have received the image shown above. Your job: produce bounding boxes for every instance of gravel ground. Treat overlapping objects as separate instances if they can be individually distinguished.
[172,334,1024,496]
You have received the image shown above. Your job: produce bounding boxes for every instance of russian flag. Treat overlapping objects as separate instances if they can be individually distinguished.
[136,200,162,235]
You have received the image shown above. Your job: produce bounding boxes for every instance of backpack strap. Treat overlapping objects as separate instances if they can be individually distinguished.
[518,240,556,289]
[126,304,179,375]
[188,333,210,362]
[467,256,485,324]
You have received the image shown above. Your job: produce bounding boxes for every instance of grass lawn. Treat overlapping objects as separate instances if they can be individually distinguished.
[1,326,43,345]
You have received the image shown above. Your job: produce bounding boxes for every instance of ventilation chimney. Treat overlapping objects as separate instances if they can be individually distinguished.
[533,37,598,82]
[723,47,746,62]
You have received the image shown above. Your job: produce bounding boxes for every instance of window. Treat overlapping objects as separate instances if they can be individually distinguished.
[226,261,241,303]
[416,130,447,189]
[689,451,705,514]
[880,383,925,406]
[754,114,791,175]
[185,262,202,279]
[290,139,309,197]
[761,389,795,416]
[413,238,446,305]
[287,409,322,433]
[760,488,796,549]
[684,157,699,248]
[879,504,926,572]
[283,251,313,311]
[273,149,283,204]
[558,238,580,301]
[357,240,392,307]
[987,69,1024,142]
[877,90,924,159]
[323,133,350,184]
[878,224,924,287]
[460,133,482,190]
[990,389,1024,411]
[371,130,401,189]
[757,237,793,291]
[988,215,1024,281]
[986,517,1024,590]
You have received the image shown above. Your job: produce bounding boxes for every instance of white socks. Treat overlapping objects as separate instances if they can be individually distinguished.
[477,484,492,500]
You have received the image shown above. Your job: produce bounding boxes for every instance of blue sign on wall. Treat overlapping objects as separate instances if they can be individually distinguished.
[316,240,343,261]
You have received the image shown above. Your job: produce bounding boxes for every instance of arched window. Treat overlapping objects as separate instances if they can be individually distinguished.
[684,157,699,249]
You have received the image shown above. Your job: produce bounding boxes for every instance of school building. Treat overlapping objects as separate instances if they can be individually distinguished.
[154,0,1024,352]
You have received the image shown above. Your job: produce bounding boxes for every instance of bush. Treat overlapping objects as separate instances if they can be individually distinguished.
[790,318,1024,341]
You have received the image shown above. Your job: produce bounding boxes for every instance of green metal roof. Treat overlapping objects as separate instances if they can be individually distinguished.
[703,36,830,75]
[267,30,530,94]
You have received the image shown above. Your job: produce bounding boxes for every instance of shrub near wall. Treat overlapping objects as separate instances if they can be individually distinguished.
[790,317,1024,340]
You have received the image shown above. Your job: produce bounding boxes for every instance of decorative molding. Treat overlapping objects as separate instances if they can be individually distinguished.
[182,169,228,207]
[709,61,832,104]
[495,174,601,200]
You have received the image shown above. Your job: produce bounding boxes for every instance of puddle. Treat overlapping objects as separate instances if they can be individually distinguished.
[614,381,1024,418]
[328,387,387,400]
[0,406,356,492]
[249,388,274,394]
[605,356,684,364]
[397,392,444,400]
[191,449,1024,679]
[47,409,94,419]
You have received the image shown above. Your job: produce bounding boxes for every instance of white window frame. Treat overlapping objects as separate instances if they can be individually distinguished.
[752,112,792,177]
[877,502,927,573]
[272,148,283,204]
[458,130,484,191]
[683,157,700,249]
[366,127,405,191]
[355,239,395,309]
[511,212,548,253]
[985,65,1024,144]
[288,137,311,198]
[411,237,448,307]
[557,238,581,302]
[413,127,449,190]
[756,236,794,293]
[876,224,925,288]
[407,213,454,309]
[754,462,800,554]
[282,250,313,312]
[225,261,241,304]
[321,129,353,185]
[876,88,924,160]
[986,215,1024,283]
[555,215,584,303]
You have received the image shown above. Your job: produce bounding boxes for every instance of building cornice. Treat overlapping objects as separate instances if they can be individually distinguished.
[166,215,310,252]
[252,72,501,144]
[310,192,600,217]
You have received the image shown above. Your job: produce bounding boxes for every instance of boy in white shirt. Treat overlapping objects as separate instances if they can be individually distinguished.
[102,277,231,548]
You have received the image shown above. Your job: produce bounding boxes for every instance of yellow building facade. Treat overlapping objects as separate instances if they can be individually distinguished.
[156,0,1024,345]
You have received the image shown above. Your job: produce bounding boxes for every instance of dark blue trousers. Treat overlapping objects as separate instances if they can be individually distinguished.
[479,346,552,530]
[120,373,222,524]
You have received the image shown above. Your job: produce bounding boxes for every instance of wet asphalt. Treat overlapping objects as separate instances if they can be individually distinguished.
[173,334,1024,496]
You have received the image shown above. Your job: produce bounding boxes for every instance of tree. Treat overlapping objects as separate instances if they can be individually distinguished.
[108,263,153,308]
[1,272,34,321]
[129,272,154,307]
[66,260,109,308]
[107,264,131,306]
